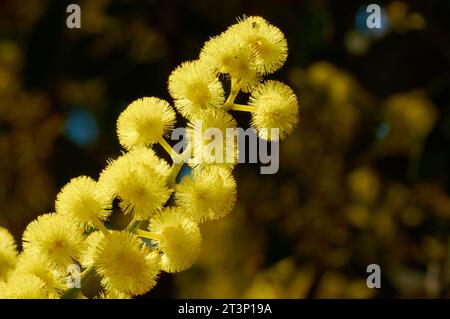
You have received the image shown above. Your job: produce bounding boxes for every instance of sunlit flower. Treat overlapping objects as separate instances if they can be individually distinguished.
[200,32,260,92]
[98,150,172,220]
[149,208,202,273]
[249,80,299,140]
[13,250,65,298]
[168,60,224,119]
[0,273,48,299]
[93,231,161,296]
[175,166,237,222]
[22,213,84,269]
[117,97,176,150]
[0,226,17,281]
[187,109,238,170]
[56,176,111,229]
[79,231,104,268]
[228,16,288,74]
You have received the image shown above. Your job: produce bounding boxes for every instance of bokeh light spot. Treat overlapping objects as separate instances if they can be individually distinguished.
[64,108,99,146]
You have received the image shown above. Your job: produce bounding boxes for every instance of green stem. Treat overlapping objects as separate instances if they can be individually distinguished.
[135,229,163,242]
[59,125,187,299]
[167,161,184,187]
[125,218,140,232]
[222,78,241,110]
[230,103,256,112]
[60,265,95,299]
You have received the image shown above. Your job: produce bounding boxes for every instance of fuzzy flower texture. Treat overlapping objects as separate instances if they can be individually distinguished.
[0,16,299,299]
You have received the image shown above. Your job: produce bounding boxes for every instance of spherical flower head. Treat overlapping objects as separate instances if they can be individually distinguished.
[187,109,238,171]
[13,249,65,298]
[22,213,84,270]
[200,33,260,92]
[98,154,172,220]
[116,97,176,150]
[0,226,18,281]
[249,80,299,140]
[149,207,202,273]
[175,166,237,222]
[168,60,225,119]
[228,16,288,75]
[93,231,161,296]
[113,146,171,181]
[0,273,48,299]
[79,231,104,268]
[56,176,112,228]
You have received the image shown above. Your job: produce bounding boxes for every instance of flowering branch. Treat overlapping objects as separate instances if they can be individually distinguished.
[0,16,299,299]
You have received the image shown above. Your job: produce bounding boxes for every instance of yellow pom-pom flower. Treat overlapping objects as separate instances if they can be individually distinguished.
[0,226,18,281]
[187,109,238,170]
[200,32,259,92]
[168,60,224,119]
[148,208,202,273]
[93,231,161,296]
[22,213,84,269]
[116,97,176,150]
[0,273,48,299]
[175,166,237,222]
[79,231,104,268]
[12,250,65,298]
[55,176,112,229]
[249,80,299,140]
[228,16,288,75]
[105,147,171,183]
[98,153,172,220]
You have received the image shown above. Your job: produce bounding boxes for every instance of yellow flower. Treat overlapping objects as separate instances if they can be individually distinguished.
[149,208,202,273]
[175,166,237,222]
[187,109,238,171]
[22,213,84,269]
[200,32,259,92]
[12,250,65,298]
[116,97,176,150]
[0,273,48,299]
[228,16,288,75]
[249,80,299,140]
[98,152,172,220]
[168,60,224,119]
[0,226,17,281]
[79,231,104,268]
[56,176,112,229]
[98,289,132,299]
[93,231,161,296]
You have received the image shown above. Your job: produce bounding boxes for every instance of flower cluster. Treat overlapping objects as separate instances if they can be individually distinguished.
[0,16,298,299]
